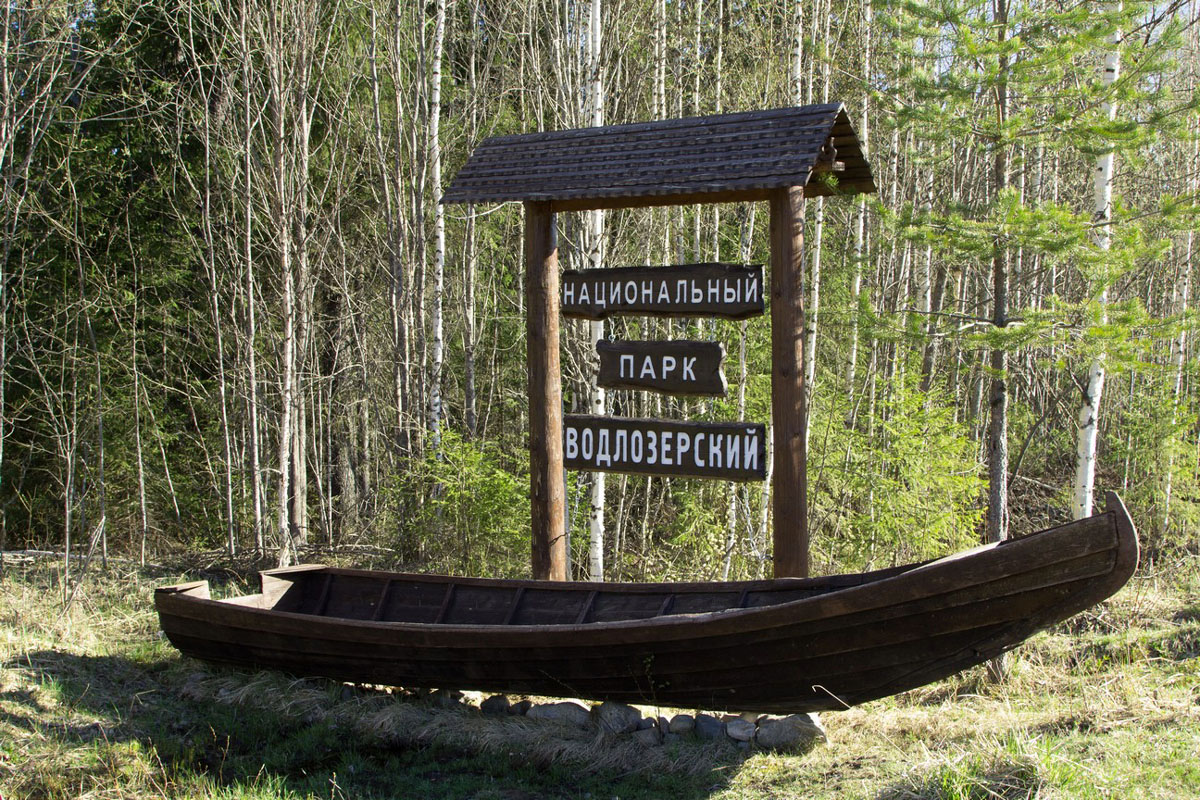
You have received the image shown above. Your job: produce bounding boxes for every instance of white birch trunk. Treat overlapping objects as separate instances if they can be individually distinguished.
[428,0,447,447]
[847,0,871,410]
[586,0,606,581]
[1073,6,1121,520]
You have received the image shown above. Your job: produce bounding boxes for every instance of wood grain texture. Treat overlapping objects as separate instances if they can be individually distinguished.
[442,105,876,210]
[524,201,566,581]
[769,186,808,578]
[157,494,1138,713]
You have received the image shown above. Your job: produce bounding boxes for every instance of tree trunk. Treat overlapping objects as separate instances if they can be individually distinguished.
[1073,3,1122,520]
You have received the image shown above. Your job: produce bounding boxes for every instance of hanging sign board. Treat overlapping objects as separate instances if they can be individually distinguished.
[597,339,727,396]
[561,263,764,320]
[564,415,766,482]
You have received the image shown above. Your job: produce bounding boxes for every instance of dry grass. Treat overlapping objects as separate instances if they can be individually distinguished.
[1,552,1198,799]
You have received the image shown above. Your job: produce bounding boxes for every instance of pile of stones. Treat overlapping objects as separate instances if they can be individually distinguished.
[428,690,826,754]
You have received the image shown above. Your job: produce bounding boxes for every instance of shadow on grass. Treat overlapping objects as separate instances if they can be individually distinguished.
[5,648,747,799]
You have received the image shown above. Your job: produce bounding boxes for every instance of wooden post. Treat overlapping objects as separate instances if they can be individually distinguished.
[769,186,808,578]
[525,201,567,580]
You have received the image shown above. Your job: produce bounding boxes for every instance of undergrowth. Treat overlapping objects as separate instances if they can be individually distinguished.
[1,553,1197,799]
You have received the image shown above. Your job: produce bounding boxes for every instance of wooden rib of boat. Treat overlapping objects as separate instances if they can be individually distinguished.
[156,492,1138,713]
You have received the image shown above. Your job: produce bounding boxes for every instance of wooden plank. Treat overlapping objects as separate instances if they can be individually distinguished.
[503,587,526,625]
[597,339,726,396]
[562,263,764,321]
[371,579,393,621]
[564,415,767,481]
[575,590,598,624]
[433,583,457,624]
[769,186,808,578]
[525,201,567,581]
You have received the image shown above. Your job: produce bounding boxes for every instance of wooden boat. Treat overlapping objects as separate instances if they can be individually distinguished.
[156,492,1138,713]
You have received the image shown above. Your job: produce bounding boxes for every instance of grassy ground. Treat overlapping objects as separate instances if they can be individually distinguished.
[1,554,1197,800]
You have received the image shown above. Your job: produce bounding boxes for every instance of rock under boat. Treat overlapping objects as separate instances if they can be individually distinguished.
[156,492,1138,713]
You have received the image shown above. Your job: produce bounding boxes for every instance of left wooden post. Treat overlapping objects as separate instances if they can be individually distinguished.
[525,201,567,580]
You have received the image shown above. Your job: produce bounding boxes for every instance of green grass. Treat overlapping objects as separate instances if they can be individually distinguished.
[1,554,1198,799]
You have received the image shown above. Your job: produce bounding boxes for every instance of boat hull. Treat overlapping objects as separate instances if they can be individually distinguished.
[156,494,1138,712]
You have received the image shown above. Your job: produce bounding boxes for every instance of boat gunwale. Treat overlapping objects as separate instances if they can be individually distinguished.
[156,496,1134,641]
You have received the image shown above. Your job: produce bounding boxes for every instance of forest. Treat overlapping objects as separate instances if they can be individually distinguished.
[4,0,1200,584]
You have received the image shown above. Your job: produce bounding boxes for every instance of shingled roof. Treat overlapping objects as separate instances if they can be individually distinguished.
[442,103,874,211]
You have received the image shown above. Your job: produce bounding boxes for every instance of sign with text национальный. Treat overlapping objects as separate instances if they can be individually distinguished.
[563,415,766,481]
[561,263,764,320]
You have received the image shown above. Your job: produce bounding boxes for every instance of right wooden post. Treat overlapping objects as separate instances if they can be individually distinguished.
[769,186,808,578]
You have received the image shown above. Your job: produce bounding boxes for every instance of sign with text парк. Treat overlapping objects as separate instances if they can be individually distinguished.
[597,339,727,396]
[561,263,765,320]
[564,415,766,482]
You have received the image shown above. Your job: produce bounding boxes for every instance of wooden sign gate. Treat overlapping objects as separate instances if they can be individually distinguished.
[443,103,876,580]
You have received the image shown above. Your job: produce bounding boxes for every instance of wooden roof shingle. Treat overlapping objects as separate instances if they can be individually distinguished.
[442,103,875,211]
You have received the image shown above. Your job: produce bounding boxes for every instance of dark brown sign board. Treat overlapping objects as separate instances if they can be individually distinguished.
[564,415,766,482]
[597,339,727,396]
[561,262,764,320]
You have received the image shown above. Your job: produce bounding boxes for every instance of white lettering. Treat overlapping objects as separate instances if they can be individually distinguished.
[675,280,688,304]
[690,282,704,303]
[581,428,594,460]
[726,436,740,470]
[709,435,722,469]
[647,431,658,464]
[631,430,644,463]
[619,354,634,378]
[707,279,720,303]
[565,426,579,459]
[682,357,696,381]
[694,433,706,467]
[677,432,691,462]
[744,275,759,303]
[662,355,676,377]
[744,431,759,471]
[609,282,621,306]
[563,283,575,304]
[614,429,628,462]
[596,429,611,467]
[624,281,638,304]
[641,281,654,304]
[577,282,590,305]
[640,357,657,380]
[724,280,739,303]
[661,431,673,465]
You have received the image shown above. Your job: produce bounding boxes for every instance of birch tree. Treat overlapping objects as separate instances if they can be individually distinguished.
[1072,3,1122,520]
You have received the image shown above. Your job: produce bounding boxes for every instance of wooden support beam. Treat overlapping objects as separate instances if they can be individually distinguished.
[769,186,809,578]
[525,201,567,581]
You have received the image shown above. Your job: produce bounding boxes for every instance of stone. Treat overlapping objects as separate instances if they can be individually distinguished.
[527,700,591,729]
[636,717,655,730]
[480,694,510,715]
[508,699,532,716]
[593,701,642,734]
[632,727,663,746]
[663,732,682,745]
[429,689,464,709]
[668,714,695,734]
[754,713,827,754]
[725,717,756,742]
[656,716,671,733]
[739,711,762,723]
[693,713,725,740]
